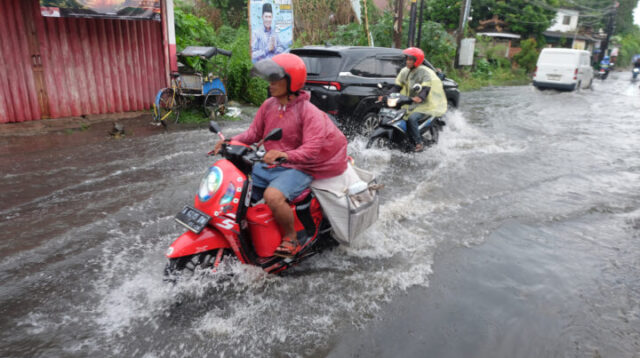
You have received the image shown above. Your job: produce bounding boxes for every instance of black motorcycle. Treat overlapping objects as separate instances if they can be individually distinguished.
[365,84,442,151]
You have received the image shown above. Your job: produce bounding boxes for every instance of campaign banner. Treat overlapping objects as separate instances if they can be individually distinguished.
[249,0,293,63]
[40,0,161,21]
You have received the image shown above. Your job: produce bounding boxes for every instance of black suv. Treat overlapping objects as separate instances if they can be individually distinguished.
[290,46,460,132]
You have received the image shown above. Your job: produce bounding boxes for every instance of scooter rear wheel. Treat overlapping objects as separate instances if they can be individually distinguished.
[422,125,439,145]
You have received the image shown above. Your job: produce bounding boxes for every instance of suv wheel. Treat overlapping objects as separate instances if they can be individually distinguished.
[362,112,380,136]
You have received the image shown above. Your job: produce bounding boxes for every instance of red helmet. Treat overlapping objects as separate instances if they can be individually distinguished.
[251,53,307,93]
[402,47,425,66]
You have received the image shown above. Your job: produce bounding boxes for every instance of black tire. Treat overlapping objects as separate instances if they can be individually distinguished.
[204,89,228,121]
[156,88,181,124]
[361,112,380,136]
[422,125,439,145]
[164,249,230,279]
[366,135,390,149]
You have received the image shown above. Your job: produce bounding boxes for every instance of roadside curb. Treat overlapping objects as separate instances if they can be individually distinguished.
[0,111,151,138]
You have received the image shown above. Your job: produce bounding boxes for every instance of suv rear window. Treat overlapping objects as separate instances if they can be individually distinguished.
[296,53,342,77]
[350,57,404,78]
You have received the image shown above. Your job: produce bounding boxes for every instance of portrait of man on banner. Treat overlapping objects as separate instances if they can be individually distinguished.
[250,0,293,63]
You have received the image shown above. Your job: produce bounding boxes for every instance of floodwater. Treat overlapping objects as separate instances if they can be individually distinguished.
[1,73,639,358]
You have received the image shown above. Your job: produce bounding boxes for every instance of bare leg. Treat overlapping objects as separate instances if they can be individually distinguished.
[263,187,298,244]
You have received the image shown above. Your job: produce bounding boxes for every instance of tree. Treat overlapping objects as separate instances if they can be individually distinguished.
[470,0,558,39]
[424,0,462,31]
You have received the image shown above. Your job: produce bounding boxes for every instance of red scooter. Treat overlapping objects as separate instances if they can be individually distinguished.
[164,121,337,277]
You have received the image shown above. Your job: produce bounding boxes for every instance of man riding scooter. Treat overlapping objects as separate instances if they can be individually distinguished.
[214,53,348,258]
[393,47,447,152]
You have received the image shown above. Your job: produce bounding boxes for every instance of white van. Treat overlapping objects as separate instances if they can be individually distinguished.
[533,48,593,91]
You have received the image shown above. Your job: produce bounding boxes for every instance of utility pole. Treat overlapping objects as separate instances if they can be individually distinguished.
[598,1,618,63]
[364,0,372,46]
[416,0,425,47]
[393,0,404,48]
[407,0,418,47]
[454,0,471,67]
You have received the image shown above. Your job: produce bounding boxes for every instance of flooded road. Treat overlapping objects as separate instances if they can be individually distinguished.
[1,74,639,357]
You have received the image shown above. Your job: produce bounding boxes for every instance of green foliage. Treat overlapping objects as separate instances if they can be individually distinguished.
[370,11,395,48]
[418,21,457,72]
[424,0,461,31]
[470,0,557,39]
[618,28,640,66]
[513,38,539,73]
[224,28,268,105]
[329,23,368,46]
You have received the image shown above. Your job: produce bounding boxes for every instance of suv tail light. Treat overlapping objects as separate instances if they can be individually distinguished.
[307,80,342,91]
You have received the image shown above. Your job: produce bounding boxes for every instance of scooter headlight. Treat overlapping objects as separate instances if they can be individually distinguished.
[198,166,223,202]
[387,97,399,107]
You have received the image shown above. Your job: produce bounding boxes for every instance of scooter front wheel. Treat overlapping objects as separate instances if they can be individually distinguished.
[164,248,231,279]
[366,136,390,149]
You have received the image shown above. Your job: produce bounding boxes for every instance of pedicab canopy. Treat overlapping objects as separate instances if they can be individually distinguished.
[39,0,161,21]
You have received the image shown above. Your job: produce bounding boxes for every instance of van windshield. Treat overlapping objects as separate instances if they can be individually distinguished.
[538,52,577,65]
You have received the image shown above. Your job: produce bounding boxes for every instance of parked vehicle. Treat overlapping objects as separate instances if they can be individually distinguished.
[153,46,231,126]
[366,83,441,151]
[533,48,593,91]
[289,46,460,134]
[164,122,379,278]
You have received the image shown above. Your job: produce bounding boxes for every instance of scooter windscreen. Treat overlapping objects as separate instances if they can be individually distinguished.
[251,59,287,82]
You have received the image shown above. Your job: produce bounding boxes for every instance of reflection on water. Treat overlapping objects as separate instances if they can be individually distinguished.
[1,77,639,357]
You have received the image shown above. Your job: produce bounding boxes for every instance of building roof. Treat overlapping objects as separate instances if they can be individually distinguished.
[477,32,521,39]
[543,31,599,42]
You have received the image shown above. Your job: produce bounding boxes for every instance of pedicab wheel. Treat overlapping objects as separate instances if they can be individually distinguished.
[156,88,181,125]
[361,112,380,136]
[204,89,228,121]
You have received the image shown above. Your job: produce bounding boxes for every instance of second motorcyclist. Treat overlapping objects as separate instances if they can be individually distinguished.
[394,47,447,152]
[214,53,348,258]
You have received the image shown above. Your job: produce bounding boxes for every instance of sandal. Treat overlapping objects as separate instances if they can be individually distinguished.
[273,235,301,258]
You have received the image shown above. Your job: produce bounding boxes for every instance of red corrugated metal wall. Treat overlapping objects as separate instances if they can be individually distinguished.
[0,0,167,123]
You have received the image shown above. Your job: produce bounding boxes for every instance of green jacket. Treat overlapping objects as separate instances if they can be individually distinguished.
[395,65,447,117]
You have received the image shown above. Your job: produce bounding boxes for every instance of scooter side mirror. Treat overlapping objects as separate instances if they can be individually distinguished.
[209,121,221,133]
[264,128,282,142]
[377,83,383,89]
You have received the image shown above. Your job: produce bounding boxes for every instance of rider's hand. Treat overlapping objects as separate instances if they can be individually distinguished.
[412,96,423,103]
[263,150,288,164]
[213,140,226,155]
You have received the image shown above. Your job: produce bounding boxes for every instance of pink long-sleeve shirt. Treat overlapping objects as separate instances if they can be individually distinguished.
[232,91,348,179]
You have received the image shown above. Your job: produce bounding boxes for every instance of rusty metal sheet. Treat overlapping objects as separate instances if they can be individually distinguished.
[0,0,167,123]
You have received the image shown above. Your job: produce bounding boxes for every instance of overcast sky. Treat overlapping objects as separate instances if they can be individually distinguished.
[635,2,640,25]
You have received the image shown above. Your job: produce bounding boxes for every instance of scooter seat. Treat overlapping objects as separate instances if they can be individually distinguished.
[291,188,312,204]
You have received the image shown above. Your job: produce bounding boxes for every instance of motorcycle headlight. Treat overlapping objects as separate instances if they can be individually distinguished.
[198,166,223,202]
[387,98,399,107]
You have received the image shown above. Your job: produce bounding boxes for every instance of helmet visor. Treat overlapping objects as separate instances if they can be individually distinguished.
[251,59,286,82]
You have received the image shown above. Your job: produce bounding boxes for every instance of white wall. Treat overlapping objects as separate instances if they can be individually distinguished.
[547,9,579,32]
